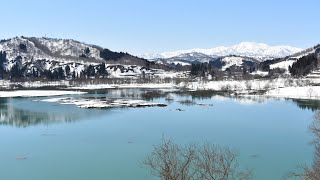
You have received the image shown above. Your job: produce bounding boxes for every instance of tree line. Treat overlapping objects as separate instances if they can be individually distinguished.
[289,52,319,76]
[0,51,6,79]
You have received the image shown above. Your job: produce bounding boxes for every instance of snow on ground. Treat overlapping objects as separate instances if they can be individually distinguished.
[168,60,191,66]
[307,74,320,78]
[265,86,320,100]
[68,83,178,90]
[250,71,269,76]
[20,81,71,88]
[38,97,167,109]
[154,71,189,79]
[3,76,320,100]
[37,38,102,60]
[0,90,87,97]
[181,78,320,100]
[182,78,293,92]
[0,80,71,89]
[221,56,244,71]
[269,60,296,70]
[0,80,10,89]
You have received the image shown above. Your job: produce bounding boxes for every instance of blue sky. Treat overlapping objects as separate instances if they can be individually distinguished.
[0,0,319,54]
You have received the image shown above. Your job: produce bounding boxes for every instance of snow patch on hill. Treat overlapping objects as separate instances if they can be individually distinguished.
[269,60,296,71]
[221,56,244,70]
[37,38,102,59]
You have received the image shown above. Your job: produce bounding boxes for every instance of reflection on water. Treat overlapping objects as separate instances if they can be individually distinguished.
[0,97,107,127]
[90,89,320,111]
[0,89,318,180]
[289,111,320,179]
[1,89,320,128]
[292,99,320,111]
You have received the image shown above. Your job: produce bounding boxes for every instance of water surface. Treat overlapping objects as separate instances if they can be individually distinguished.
[0,89,316,180]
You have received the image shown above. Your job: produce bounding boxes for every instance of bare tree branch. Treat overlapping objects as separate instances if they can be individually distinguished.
[143,138,252,180]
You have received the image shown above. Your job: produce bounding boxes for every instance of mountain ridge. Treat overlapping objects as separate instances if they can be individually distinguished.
[139,42,303,61]
[0,36,174,80]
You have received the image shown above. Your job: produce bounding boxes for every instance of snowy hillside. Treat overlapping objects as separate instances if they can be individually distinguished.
[0,37,104,64]
[155,52,216,65]
[266,44,320,72]
[140,42,302,61]
[221,56,245,71]
[36,38,102,59]
[0,36,175,79]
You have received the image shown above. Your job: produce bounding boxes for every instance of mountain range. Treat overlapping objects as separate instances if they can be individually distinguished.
[139,42,302,61]
[0,36,318,81]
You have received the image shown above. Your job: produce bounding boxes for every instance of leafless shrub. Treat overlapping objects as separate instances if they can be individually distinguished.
[308,88,314,98]
[194,144,252,180]
[143,138,252,180]
[220,84,232,92]
[289,111,320,179]
[263,81,271,91]
[245,81,252,90]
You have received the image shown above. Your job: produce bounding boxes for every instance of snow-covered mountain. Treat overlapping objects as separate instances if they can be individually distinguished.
[139,42,303,61]
[0,36,171,79]
[0,36,105,65]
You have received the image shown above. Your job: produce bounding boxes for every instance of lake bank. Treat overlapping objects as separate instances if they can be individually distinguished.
[1,78,320,100]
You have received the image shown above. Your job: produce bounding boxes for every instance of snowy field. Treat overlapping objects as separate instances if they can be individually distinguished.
[181,78,320,100]
[0,90,86,98]
[1,78,320,100]
[181,78,315,91]
[265,86,320,100]
[68,83,178,90]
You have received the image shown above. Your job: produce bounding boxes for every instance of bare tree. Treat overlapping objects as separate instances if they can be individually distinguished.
[289,111,320,179]
[307,88,314,98]
[143,138,197,180]
[304,111,320,180]
[194,144,251,180]
[143,138,252,180]
[245,81,252,91]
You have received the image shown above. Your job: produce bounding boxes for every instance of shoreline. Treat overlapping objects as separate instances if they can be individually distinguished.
[0,90,87,98]
[1,78,320,100]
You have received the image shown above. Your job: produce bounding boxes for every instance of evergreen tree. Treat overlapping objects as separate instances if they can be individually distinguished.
[289,53,319,76]
[65,65,71,77]
[86,65,95,77]
[10,63,23,79]
[98,63,107,76]
[32,68,38,78]
[0,51,7,79]
[84,47,90,54]
[100,49,126,61]
[243,66,247,75]
[72,71,76,79]
[57,67,65,79]
[19,43,27,51]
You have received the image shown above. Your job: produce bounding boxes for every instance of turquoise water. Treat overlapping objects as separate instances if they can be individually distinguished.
[0,90,316,180]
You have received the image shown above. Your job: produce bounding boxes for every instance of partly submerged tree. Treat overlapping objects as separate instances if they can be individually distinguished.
[143,138,252,180]
[303,111,320,180]
[289,111,320,180]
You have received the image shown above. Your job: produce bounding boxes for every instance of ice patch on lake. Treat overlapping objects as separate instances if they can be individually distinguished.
[37,97,167,109]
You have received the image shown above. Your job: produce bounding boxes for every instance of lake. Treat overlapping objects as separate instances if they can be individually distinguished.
[0,89,317,180]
